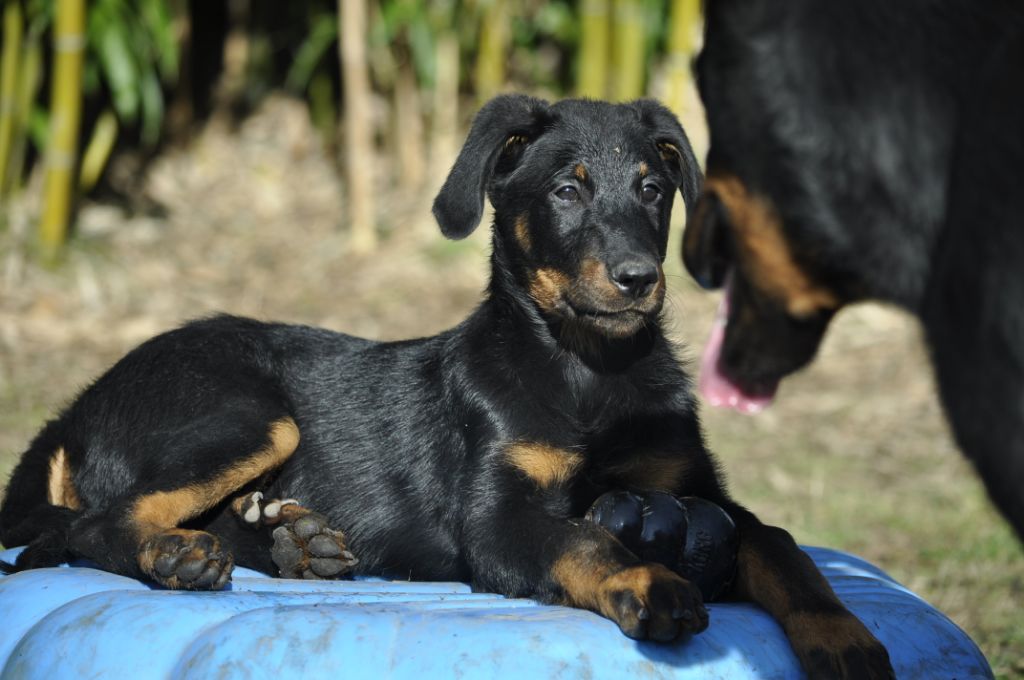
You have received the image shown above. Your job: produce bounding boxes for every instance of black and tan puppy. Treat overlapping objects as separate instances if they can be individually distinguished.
[686,0,1024,537]
[1,96,891,677]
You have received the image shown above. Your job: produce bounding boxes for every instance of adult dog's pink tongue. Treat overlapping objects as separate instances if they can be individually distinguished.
[698,285,776,414]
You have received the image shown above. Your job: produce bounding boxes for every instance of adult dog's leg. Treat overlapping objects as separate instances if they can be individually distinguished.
[724,504,894,679]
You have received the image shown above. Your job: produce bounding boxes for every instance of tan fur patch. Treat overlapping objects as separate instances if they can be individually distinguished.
[704,174,839,317]
[574,163,588,182]
[578,258,619,300]
[133,417,300,532]
[638,161,649,178]
[505,442,583,488]
[46,447,81,510]
[607,453,689,492]
[554,554,680,620]
[529,267,571,312]
[552,548,617,610]
[514,213,531,253]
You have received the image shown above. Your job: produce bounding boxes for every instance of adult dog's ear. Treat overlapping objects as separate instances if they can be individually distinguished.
[433,94,551,239]
[629,99,703,213]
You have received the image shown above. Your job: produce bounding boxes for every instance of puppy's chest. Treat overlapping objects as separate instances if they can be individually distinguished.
[502,428,696,498]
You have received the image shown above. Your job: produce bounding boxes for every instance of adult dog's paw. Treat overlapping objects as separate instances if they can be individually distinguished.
[597,563,708,642]
[271,511,358,580]
[138,529,233,590]
[786,611,895,679]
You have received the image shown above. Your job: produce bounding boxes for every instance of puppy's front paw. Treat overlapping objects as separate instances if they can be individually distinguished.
[597,563,708,642]
[786,611,895,679]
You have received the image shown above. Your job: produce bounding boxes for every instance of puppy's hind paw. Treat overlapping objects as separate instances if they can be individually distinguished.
[271,511,358,580]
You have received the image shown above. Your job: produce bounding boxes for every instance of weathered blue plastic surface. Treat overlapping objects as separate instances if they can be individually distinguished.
[0,545,991,679]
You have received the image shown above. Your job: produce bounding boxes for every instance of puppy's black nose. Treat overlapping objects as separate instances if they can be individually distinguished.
[609,260,659,299]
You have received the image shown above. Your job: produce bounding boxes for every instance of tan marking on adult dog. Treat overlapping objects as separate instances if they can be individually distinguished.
[638,161,649,177]
[46,447,81,509]
[514,213,532,253]
[574,163,588,182]
[505,442,583,488]
[133,417,300,531]
[704,174,839,317]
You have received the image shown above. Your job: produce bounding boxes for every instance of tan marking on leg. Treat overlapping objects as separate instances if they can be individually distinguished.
[704,174,839,318]
[785,611,881,650]
[553,549,679,618]
[608,453,690,492]
[46,447,81,510]
[529,268,571,313]
[133,417,300,531]
[504,442,583,488]
[514,213,531,253]
[574,163,588,182]
[552,544,619,610]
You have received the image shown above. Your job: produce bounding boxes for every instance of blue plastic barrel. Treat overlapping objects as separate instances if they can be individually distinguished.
[0,546,992,679]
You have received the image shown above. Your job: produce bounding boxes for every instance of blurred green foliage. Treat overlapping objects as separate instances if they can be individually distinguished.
[0,0,700,250]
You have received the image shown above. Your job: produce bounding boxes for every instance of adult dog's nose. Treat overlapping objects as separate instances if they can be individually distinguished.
[609,260,659,299]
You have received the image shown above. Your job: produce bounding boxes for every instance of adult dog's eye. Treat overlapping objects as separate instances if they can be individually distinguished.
[555,186,580,202]
[641,184,662,204]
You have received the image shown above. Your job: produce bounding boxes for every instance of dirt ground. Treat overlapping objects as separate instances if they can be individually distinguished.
[1,98,1021,676]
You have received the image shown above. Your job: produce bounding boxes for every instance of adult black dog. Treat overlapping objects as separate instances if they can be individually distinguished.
[1,96,892,677]
[685,0,1024,537]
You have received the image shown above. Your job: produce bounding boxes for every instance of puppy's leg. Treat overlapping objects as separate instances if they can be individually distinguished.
[67,417,301,590]
[467,499,706,642]
[228,493,357,579]
[723,504,894,679]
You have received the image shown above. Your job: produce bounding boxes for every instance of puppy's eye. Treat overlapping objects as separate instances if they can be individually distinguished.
[555,185,580,202]
[641,184,662,204]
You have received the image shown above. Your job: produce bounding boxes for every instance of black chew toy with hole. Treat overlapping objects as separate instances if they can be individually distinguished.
[584,491,738,601]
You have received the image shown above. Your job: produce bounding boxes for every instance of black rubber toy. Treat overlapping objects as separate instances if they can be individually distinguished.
[585,491,738,601]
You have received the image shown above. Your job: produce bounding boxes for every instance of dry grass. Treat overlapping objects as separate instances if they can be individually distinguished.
[1,98,1020,677]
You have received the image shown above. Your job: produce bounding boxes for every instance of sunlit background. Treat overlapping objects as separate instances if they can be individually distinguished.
[0,1,1020,675]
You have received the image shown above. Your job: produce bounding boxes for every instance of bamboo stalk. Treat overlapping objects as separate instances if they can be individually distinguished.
[393,61,425,191]
[0,0,23,201]
[5,39,42,198]
[664,0,700,116]
[429,33,458,185]
[38,0,86,259]
[473,0,510,104]
[339,0,376,253]
[611,0,646,101]
[576,0,610,98]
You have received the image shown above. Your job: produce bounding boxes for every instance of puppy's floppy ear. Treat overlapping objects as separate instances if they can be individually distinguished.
[629,99,703,213]
[433,94,551,239]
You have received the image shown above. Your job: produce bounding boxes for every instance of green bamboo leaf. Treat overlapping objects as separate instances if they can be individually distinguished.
[28,105,48,150]
[138,0,177,79]
[285,13,338,93]
[90,2,140,122]
[138,66,162,147]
